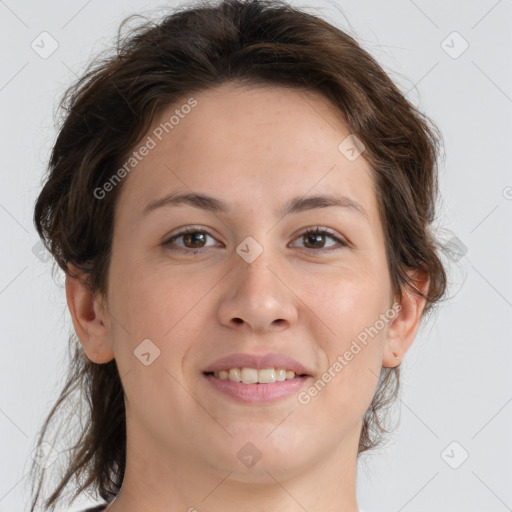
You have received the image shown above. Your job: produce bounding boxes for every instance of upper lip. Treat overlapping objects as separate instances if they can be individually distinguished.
[202,352,313,376]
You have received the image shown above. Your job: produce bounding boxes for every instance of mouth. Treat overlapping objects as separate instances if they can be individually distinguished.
[202,365,312,403]
[203,367,308,384]
[201,352,313,403]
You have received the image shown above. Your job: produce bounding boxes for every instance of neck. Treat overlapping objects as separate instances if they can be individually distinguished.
[106,422,362,512]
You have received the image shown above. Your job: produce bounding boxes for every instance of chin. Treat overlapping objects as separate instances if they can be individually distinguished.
[201,431,312,483]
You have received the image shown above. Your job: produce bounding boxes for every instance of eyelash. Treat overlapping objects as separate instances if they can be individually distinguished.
[162,226,348,255]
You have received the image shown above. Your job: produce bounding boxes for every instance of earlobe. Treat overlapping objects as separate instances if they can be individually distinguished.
[382,270,430,368]
[65,264,114,364]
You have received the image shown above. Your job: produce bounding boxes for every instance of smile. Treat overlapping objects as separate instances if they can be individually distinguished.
[203,370,311,403]
[207,367,302,384]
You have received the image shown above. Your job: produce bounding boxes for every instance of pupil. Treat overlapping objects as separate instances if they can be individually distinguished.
[185,232,205,248]
[306,233,324,248]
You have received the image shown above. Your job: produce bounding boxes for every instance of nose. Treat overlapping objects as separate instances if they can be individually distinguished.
[216,249,298,334]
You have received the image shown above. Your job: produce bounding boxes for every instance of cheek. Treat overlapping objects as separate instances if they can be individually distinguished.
[107,258,217,375]
[299,269,390,408]
[304,266,391,346]
[108,248,194,332]
[105,266,206,422]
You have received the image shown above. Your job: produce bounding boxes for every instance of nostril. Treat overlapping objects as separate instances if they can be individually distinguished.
[232,318,244,324]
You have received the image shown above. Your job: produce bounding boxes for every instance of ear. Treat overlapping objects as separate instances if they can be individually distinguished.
[65,263,114,364]
[382,269,430,368]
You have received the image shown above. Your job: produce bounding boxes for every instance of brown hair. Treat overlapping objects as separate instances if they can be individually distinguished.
[29,0,447,509]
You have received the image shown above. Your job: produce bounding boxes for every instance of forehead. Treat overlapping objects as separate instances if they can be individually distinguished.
[115,82,380,230]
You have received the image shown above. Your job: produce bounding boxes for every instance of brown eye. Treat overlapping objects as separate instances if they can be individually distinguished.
[291,227,347,252]
[181,231,208,248]
[163,226,347,255]
[163,228,219,253]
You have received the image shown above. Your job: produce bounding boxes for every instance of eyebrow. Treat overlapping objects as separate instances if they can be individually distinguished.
[143,191,368,219]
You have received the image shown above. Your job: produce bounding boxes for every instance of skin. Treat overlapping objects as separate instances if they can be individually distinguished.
[66,82,429,512]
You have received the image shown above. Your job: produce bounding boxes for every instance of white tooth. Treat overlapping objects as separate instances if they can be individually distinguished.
[258,368,276,383]
[276,368,287,381]
[240,367,258,384]
[228,368,241,382]
[216,367,298,383]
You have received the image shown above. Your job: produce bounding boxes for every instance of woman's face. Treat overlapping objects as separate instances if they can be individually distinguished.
[90,83,412,484]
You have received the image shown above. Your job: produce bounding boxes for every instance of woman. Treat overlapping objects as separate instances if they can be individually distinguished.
[29,0,447,511]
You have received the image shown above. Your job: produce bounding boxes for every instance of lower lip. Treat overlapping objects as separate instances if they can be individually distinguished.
[203,373,310,403]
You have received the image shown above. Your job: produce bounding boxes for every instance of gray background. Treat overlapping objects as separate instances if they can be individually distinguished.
[1,0,511,511]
